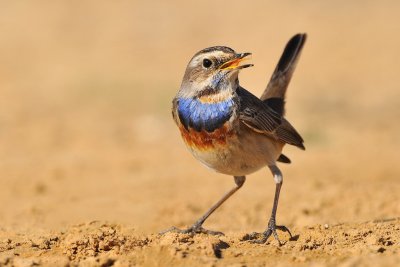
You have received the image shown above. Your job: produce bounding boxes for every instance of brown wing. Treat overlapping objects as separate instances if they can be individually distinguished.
[238,87,305,150]
[275,118,305,150]
[238,87,282,133]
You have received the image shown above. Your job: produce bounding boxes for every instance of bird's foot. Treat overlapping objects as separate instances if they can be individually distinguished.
[244,217,292,245]
[160,223,224,236]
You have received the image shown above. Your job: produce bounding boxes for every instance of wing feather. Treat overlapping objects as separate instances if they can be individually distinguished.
[238,87,305,150]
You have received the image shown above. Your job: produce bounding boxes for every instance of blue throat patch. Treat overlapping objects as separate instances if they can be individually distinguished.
[177,97,234,132]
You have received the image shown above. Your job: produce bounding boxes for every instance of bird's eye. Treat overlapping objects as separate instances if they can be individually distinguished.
[202,58,212,68]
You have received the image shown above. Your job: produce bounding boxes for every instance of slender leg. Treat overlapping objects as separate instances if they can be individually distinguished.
[161,176,246,235]
[248,165,292,244]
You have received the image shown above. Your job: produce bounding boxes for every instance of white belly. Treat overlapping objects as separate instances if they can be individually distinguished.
[186,124,284,176]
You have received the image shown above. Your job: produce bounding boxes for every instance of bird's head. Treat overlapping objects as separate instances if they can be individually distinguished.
[178,46,253,98]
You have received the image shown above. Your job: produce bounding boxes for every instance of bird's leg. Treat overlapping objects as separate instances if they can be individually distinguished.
[247,165,292,244]
[160,176,246,236]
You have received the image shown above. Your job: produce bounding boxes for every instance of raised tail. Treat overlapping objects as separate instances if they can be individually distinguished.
[260,33,307,115]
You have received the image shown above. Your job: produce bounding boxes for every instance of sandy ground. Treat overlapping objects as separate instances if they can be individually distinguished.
[0,219,399,266]
[1,1,400,266]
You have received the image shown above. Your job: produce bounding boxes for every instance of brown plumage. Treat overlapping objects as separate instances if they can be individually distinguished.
[165,33,308,244]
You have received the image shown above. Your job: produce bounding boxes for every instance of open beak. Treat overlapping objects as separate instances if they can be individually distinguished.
[219,53,253,70]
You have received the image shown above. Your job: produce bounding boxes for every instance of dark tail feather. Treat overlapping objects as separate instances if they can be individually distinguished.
[260,33,307,111]
[277,154,291,164]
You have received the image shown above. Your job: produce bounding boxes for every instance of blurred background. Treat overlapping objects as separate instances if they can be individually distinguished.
[0,1,399,233]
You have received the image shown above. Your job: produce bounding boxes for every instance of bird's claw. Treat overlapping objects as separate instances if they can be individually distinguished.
[160,224,224,236]
[243,218,292,245]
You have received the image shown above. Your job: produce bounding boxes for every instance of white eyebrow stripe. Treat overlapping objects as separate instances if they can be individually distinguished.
[189,51,230,67]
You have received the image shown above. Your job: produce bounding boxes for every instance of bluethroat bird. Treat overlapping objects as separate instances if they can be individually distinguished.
[164,33,307,244]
